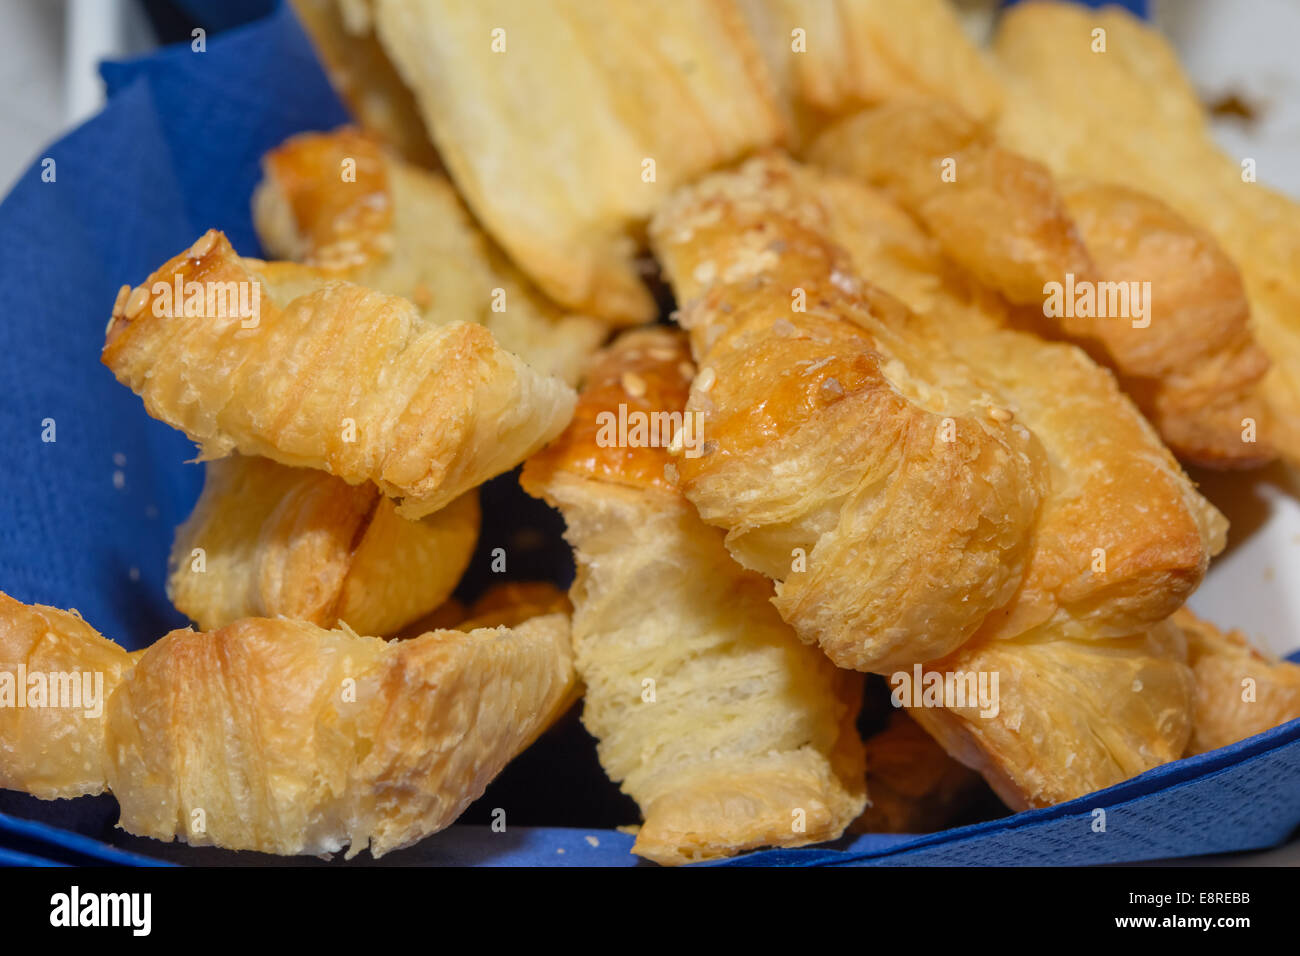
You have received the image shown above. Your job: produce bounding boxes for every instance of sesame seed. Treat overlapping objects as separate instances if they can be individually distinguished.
[695,366,716,393]
[621,371,647,397]
[677,360,695,379]
[189,230,217,258]
[987,407,1014,423]
[124,286,150,319]
[111,284,130,317]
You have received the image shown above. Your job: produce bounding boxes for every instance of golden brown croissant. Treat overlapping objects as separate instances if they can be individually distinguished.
[455,581,573,632]
[906,619,1195,811]
[852,710,985,835]
[0,595,139,799]
[368,0,786,323]
[738,0,1003,146]
[522,327,866,865]
[811,112,1272,468]
[0,592,575,858]
[101,230,576,519]
[1175,608,1300,756]
[649,154,1223,670]
[252,126,608,385]
[168,454,479,635]
[991,1,1300,461]
[808,97,1093,306]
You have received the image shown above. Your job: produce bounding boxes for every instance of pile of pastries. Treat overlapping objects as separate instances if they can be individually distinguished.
[3,0,1300,865]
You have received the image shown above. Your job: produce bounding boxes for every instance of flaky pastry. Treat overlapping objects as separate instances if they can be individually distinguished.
[853,710,984,835]
[522,328,866,865]
[808,97,1093,306]
[101,230,576,519]
[168,455,479,635]
[650,154,1223,670]
[369,0,786,323]
[1175,608,1300,756]
[907,619,1195,811]
[991,1,1300,461]
[0,592,575,858]
[252,127,608,385]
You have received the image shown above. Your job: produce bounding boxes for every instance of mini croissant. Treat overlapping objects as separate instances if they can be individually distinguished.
[649,154,1224,670]
[810,100,1274,467]
[522,327,866,865]
[0,592,575,858]
[168,455,479,635]
[252,126,608,385]
[101,231,576,519]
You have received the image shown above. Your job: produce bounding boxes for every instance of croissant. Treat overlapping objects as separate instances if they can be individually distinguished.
[101,230,576,519]
[368,0,786,323]
[521,327,866,865]
[738,0,1003,145]
[0,595,138,799]
[810,102,1274,468]
[168,454,479,635]
[808,97,1093,306]
[252,126,608,385]
[649,154,1224,671]
[853,710,985,835]
[1175,608,1300,756]
[991,1,1300,462]
[906,619,1195,811]
[0,592,575,858]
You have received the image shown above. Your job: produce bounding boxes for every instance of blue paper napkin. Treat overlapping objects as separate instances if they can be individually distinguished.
[0,0,1296,867]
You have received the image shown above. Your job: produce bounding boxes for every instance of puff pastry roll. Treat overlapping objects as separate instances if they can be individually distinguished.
[168,455,479,635]
[0,593,575,858]
[101,231,576,519]
[369,0,786,323]
[651,155,1225,669]
[649,155,1044,672]
[1176,608,1300,756]
[253,127,608,385]
[907,619,1195,811]
[522,328,866,865]
[991,1,1300,461]
[0,594,138,799]
[738,0,1003,145]
[808,97,1093,306]
[852,711,984,835]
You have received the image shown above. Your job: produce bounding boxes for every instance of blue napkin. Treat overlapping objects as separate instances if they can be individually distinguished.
[0,0,1296,867]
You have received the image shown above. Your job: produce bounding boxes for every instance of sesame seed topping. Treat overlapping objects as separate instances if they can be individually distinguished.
[621,371,647,397]
[987,406,1014,423]
[695,366,716,393]
[124,286,150,319]
[111,284,130,317]
[189,230,217,258]
[677,360,695,379]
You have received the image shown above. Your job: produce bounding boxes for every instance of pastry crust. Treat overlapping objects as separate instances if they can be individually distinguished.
[370,0,787,323]
[101,231,576,519]
[738,0,1003,145]
[0,594,137,799]
[991,1,1300,462]
[252,127,609,385]
[287,0,441,167]
[808,97,1093,306]
[522,328,866,865]
[907,620,1195,811]
[853,710,984,834]
[1051,181,1273,468]
[1176,608,1300,756]
[650,154,1045,672]
[168,455,479,635]
[0,593,575,857]
[650,155,1225,669]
